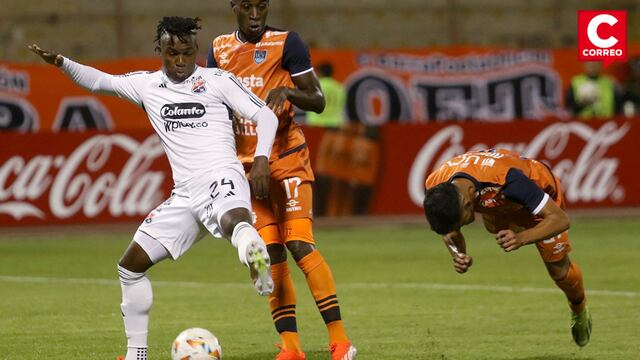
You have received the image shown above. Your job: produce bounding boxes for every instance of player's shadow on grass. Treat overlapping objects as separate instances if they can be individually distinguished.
[222,352,272,360]
[506,356,595,360]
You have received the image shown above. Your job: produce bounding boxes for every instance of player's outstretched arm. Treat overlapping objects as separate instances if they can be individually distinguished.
[28,43,130,98]
[443,231,473,274]
[496,200,570,252]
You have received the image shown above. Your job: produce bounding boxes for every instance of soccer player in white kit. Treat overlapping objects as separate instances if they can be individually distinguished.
[30,17,278,360]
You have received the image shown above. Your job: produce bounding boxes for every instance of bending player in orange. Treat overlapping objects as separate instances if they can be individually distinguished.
[207,1,356,359]
[423,149,592,347]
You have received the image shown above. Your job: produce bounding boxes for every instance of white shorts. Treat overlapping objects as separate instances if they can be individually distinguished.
[135,167,252,260]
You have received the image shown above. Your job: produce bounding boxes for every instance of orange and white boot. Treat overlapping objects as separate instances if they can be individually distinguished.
[330,341,357,360]
[275,344,306,360]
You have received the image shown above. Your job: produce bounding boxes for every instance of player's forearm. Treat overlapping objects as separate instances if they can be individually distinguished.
[518,213,570,245]
[253,106,278,159]
[60,57,114,93]
[286,87,325,113]
[444,231,467,254]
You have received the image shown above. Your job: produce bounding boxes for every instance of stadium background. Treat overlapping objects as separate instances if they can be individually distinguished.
[1,1,639,359]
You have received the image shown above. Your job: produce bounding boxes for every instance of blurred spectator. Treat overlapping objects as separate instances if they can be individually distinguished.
[566,61,622,119]
[622,56,640,117]
[306,62,346,128]
[313,123,380,216]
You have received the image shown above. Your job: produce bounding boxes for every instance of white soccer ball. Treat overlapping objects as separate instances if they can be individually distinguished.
[171,328,222,360]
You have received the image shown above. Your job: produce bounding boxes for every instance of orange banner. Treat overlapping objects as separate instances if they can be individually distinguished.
[2,45,639,132]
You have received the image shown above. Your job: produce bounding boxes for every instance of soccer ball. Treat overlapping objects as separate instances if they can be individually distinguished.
[171,328,222,360]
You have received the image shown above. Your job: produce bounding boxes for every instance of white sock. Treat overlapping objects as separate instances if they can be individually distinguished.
[231,222,261,266]
[125,347,147,360]
[118,265,152,360]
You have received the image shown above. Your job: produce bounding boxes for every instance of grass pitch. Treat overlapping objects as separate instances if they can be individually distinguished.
[0,218,638,359]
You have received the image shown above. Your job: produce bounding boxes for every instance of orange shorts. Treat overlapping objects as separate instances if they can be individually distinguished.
[252,180,315,245]
[247,146,315,246]
[258,218,315,246]
[535,230,571,263]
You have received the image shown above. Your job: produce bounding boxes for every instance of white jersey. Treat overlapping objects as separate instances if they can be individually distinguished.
[107,66,266,185]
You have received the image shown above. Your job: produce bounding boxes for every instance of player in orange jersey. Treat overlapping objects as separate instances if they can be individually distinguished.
[423,149,592,347]
[207,1,356,359]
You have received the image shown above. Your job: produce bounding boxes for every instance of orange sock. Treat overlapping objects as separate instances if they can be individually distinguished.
[555,261,586,313]
[269,262,302,352]
[297,250,349,344]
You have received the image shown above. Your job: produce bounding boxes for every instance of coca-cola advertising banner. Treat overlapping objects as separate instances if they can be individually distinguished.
[3,45,639,132]
[372,118,639,214]
[0,131,172,226]
[1,118,638,226]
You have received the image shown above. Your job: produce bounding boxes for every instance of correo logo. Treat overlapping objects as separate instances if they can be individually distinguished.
[160,103,206,119]
[578,10,627,67]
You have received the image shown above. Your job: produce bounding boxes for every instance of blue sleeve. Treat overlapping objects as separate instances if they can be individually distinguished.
[206,44,217,68]
[282,32,312,76]
[502,168,549,215]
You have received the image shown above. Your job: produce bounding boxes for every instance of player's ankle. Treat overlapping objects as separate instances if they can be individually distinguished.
[125,346,148,360]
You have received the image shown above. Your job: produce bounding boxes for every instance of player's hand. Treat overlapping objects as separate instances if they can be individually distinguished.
[496,229,525,252]
[250,155,270,200]
[453,253,473,274]
[28,44,63,67]
[265,87,291,115]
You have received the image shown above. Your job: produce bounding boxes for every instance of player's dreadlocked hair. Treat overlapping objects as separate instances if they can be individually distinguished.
[423,182,461,235]
[155,16,202,46]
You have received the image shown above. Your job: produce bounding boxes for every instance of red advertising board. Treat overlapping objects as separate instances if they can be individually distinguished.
[371,118,640,214]
[0,118,638,226]
[0,131,173,226]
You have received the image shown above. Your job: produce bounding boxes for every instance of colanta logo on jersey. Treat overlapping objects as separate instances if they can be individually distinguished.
[160,103,206,119]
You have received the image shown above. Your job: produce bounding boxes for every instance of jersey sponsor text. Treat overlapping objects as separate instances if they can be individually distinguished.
[160,103,206,119]
[237,75,264,89]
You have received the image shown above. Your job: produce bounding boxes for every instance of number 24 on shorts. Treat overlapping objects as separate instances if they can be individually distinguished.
[209,178,236,200]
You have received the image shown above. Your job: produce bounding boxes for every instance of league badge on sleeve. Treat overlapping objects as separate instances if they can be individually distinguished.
[253,49,267,64]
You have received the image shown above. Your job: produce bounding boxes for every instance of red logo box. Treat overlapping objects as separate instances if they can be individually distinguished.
[578,10,627,67]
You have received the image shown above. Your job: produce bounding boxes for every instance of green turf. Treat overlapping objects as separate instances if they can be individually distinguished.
[0,218,638,359]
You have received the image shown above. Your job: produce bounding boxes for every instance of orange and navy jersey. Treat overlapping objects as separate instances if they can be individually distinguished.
[207,27,312,165]
[425,149,563,220]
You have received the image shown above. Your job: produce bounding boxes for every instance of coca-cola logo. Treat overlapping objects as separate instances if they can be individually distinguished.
[160,103,206,119]
[0,134,166,221]
[408,121,630,207]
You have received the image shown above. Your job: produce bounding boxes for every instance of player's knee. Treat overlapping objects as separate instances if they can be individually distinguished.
[549,268,568,281]
[219,207,253,238]
[267,243,287,264]
[286,240,315,262]
[117,264,146,286]
[546,257,570,281]
[118,239,154,273]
